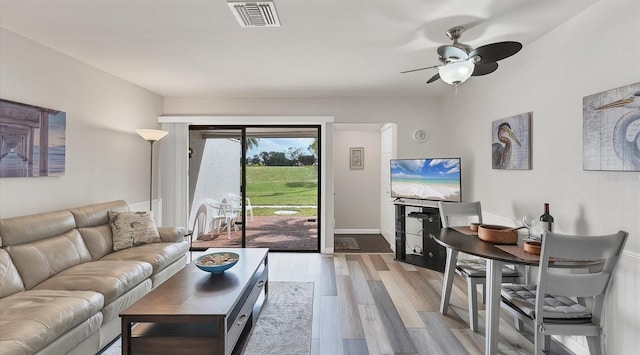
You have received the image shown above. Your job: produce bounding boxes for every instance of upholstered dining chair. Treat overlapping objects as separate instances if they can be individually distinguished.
[501,230,628,355]
[438,201,520,331]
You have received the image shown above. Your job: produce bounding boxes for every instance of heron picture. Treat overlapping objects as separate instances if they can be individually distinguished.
[492,112,531,170]
[0,99,66,178]
[583,82,640,171]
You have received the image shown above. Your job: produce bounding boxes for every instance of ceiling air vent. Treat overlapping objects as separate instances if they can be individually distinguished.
[227,1,281,27]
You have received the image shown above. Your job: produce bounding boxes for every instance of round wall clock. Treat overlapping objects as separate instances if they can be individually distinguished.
[412,129,428,143]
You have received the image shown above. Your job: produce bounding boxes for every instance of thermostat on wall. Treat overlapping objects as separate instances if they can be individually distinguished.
[412,129,428,143]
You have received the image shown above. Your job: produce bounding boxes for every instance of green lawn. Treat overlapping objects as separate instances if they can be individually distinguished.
[246,166,318,216]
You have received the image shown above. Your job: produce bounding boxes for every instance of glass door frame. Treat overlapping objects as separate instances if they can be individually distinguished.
[188,124,321,252]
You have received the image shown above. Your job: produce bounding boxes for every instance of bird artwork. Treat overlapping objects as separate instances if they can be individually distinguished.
[583,83,640,171]
[492,113,531,170]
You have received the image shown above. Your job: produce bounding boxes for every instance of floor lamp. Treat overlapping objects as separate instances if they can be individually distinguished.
[136,129,168,211]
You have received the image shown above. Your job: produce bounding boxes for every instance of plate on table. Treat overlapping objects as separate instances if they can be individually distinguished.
[195,252,240,274]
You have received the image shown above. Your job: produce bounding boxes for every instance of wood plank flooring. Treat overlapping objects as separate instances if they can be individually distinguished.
[103,251,574,354]
[268,252,574,355]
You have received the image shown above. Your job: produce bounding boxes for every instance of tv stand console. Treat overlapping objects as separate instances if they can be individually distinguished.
[394,200,446,272]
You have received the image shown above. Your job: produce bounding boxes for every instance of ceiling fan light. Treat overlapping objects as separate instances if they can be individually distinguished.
[439,61,474,85]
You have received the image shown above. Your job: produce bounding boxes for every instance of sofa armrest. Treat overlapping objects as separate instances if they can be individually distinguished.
[157,227,186,242]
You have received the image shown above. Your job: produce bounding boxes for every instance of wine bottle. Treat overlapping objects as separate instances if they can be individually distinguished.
[540,203,554,235]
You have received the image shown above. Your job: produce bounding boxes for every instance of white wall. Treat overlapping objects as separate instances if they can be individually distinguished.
[440,0,639,353]
[333,124,381,233]
[189,139,241,228]
[0,29,164,218]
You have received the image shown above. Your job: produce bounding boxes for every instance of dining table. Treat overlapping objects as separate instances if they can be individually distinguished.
[433,227,543,355]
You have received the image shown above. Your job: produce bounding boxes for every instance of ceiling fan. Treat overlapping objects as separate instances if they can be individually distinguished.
[402,26,522,86]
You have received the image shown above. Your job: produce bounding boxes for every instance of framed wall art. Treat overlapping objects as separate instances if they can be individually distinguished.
[350,147,364,170]
[583,82,640,171]
[0,98,66,178]
[492,112,531,170]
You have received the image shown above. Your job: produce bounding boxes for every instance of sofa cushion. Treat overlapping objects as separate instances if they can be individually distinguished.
[78,224,115,261]
[109,211,161,251]
[32,260,152,305]
[0,289,103,355]
[0,209,76,246]
[69,200,129,228]
[0,249,24,298]
[5,229,93,290]
[100,241,189,274]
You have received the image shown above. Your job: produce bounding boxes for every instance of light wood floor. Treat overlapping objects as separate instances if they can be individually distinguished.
[103,251,574,354]
[268,252,574,355]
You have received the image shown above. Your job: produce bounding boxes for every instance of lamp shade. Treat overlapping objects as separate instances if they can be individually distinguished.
[136,129,168,142]
[439,61,474,85]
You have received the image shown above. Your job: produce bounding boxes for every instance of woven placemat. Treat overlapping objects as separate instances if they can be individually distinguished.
[451,226,478,236]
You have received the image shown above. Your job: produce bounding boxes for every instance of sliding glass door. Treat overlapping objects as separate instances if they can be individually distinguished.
[187,125,320,252]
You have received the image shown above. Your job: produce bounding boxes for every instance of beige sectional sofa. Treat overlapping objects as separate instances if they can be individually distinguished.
[0,200,189,355]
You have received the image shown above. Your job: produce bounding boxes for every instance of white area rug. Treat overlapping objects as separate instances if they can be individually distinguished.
[241,282,314,355]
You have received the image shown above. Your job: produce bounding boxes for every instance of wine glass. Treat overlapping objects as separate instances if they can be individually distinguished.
[522,215,536,239]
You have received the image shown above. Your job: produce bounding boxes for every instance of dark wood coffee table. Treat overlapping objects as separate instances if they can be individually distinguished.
[120,248,268,355]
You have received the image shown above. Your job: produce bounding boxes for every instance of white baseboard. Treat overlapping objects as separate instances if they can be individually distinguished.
[333,229,380,235]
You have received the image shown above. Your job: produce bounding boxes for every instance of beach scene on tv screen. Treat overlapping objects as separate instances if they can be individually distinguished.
[391,158,461,201]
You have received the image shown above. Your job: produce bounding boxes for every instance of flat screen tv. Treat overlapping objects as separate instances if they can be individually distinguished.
[390,158,461,202]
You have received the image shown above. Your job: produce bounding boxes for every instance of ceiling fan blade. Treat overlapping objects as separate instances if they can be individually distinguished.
[469,41,522,63]
[437,45,469,61]
[472,62,498,76]
[401,65,439,74]
[427,73,441,84]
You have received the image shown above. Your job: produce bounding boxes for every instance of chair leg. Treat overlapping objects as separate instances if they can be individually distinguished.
[440,249,458,315]
[467,277,478,332]
[534,328,544,355]
[543,335,550,353]
[587,335,603,355]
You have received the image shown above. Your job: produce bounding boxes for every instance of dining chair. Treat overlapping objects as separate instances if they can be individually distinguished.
[501,230,628,355]
[205,198,238,239]
[225,192,254,222]
[438,201,520,332]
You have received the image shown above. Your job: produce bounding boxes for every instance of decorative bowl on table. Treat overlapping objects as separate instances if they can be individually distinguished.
[469,222,481,232]
[477,224,518,244]
[523,240,542,255]
[195,252,240,274]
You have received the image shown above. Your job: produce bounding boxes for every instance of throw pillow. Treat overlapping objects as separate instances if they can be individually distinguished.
[109,210,161,251]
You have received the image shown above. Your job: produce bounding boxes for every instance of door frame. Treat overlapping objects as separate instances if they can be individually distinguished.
[158,116,334,253]
[188,124,321,252]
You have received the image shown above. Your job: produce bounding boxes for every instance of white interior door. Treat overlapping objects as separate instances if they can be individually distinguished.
[380,124,397,250]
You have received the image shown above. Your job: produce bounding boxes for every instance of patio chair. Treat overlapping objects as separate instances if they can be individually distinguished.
[500,230,628,355]
[438,201,520,332]
[205,198,238,239]
[191,203,209,243]
[224,192,254,222]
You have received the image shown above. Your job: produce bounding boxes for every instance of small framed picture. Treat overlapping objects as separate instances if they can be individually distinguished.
[350,147,364,170]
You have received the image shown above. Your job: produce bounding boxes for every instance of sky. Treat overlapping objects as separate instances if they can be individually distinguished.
[246,138,315,157]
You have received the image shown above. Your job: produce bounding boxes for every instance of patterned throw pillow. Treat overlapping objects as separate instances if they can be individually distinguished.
[109,210,161,251]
